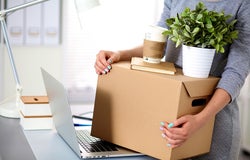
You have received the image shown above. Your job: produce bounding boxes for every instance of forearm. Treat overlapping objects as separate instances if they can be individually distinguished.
[197,88,231,125]
[118,45,143,61]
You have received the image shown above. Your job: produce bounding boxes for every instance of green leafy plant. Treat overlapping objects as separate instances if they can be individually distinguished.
[163,2,238,53]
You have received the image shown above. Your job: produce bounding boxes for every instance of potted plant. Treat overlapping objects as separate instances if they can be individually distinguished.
[163,2,238,78]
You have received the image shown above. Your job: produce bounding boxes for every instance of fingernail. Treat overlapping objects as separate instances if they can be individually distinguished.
[167,143,171,147]
[108,59,112,64]
[160,126,164,131]
[107,65,112,70]
[102,70,106,74]
[161,133,166,138]
[104,68,109,72]
[160,122,165,126]
[168,123,174,128]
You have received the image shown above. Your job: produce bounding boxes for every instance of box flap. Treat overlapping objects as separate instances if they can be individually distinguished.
[183,78,219,97]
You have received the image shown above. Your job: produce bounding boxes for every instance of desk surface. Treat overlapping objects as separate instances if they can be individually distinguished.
[0,116,36,160]
[0,104,156,160]
[24,128,156,160]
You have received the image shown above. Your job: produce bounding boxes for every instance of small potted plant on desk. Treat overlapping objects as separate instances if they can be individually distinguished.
[163,2,238,78]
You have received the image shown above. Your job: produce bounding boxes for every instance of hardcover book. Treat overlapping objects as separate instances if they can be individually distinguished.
[20,96,51,116]
[130,57,176,75]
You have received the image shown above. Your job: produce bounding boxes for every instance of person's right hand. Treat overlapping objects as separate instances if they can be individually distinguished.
[94,50,121,75]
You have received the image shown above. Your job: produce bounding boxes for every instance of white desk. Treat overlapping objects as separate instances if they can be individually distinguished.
[0,116,36,160]
[24,128,156,160]
[0,104,157,160]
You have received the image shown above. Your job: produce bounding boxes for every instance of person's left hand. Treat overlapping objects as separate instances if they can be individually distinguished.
[160,114,203,148]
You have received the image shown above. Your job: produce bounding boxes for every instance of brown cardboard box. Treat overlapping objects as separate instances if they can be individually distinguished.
[91,61,220,160]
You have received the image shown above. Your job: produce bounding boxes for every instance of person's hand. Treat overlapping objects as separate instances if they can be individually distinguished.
[160,114,203,148]
[94,50,121,75]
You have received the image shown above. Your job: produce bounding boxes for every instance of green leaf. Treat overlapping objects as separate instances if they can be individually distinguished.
[201,43,206,48]
[225,15,232,20]
[219,47,225,53]
[216,33,223,42]
[182,8,190,17]
[185,25,191,33]
[171,37,178,43]
[176,39,182,47]
[230,30,239,39]
[194,39,201,45]
[173,30,179,37]
[206,17,212,25]
[206,23,213,29]
[198,21,205,28]
[229,19,237,27]
[221,28,228,34]
[190,13,196,20]
[215,44,220,52]
[162,30,172,36]
[184,7,190,13]
[211,17,216,21]
[207,27,214,33]
[192,27,200,34]
[202,31,206,37]
[196,14,203,21]
[209,39,215,45]
[166,18,175,25]
[183,30,191,38]
[196,2,205,10]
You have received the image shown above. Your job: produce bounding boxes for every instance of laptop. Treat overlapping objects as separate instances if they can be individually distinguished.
[41,68,142,159]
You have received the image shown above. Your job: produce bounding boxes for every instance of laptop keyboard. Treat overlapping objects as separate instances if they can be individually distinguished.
[76,130,119,153]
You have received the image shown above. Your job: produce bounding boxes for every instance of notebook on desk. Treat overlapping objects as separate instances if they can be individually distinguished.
[41,68,142,159]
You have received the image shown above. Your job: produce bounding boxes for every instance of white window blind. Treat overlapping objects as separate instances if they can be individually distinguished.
[62,0,164,103]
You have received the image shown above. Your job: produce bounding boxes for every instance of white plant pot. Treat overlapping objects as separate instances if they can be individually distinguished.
[182,45,215,78]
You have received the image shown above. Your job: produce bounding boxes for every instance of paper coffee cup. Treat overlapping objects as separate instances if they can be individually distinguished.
[143,25,168,63]
[145,25,168,42]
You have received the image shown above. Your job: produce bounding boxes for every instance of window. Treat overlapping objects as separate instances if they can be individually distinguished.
[62,0,164,103]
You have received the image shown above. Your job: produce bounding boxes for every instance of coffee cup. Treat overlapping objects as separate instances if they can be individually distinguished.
[143,25,168,63]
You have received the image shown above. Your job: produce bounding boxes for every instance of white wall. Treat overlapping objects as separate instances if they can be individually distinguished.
[3,46,62,99]
[63,0,164,103]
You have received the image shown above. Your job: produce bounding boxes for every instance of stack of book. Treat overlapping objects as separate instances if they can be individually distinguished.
[20,96,53,130]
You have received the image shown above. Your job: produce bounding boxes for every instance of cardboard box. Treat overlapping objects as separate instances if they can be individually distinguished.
[91,61,220,160]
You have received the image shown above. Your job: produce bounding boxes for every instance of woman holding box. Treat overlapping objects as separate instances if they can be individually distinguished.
[94,0,250,159]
